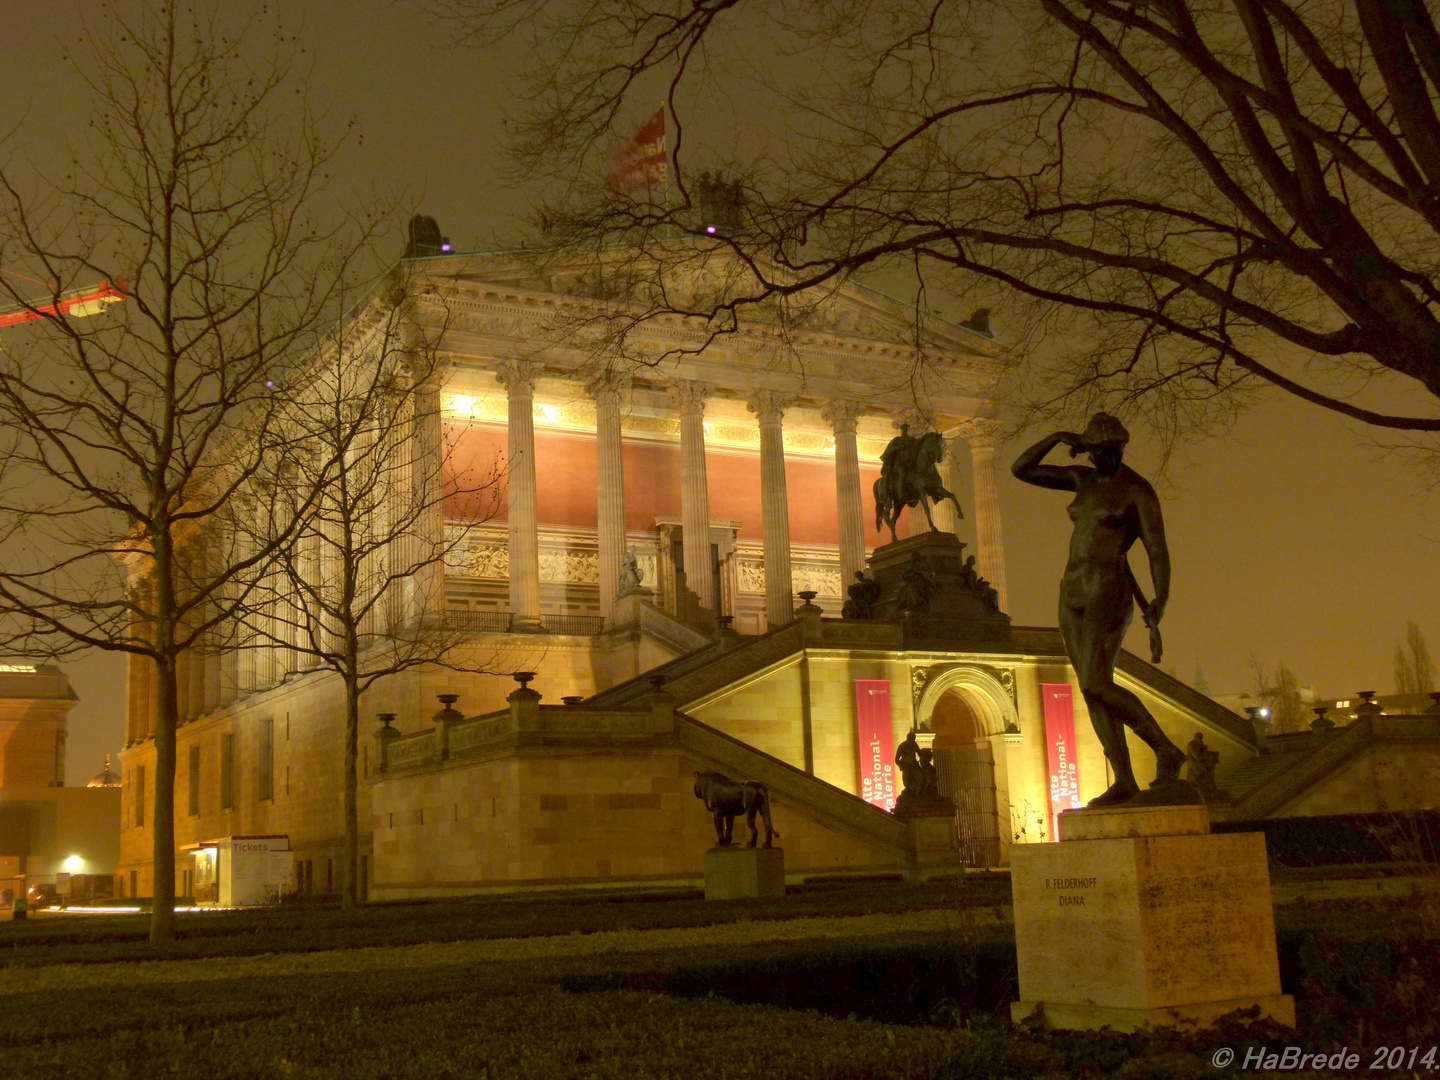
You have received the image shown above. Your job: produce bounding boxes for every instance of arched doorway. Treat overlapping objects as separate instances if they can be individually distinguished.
[928,689,1001,868]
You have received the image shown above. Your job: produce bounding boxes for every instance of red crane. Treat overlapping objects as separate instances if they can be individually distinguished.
[0,270,129,329]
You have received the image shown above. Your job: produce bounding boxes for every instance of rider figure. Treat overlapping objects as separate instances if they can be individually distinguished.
[876,423,963,541]
[880,423,918,508]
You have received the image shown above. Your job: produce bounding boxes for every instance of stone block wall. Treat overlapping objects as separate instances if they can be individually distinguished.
[370,740,911,899]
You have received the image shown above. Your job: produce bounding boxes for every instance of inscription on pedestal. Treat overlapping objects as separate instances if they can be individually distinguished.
[1010,805,1295,1032]
[1047,876,1098,906]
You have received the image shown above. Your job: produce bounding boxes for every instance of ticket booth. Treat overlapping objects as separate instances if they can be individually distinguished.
[185,835,292,906]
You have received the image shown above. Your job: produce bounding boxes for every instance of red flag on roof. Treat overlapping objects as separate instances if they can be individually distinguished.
[608,108,667,194]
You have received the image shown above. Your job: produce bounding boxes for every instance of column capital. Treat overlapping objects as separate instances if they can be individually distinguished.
[585,370,632,406]
[402,350,451,389]
[746,390,795,426]
[820,400,865,434]
[669,379,711,414]
[953,416,1003,447]
[495,360,541,396]
[893,405,935,434]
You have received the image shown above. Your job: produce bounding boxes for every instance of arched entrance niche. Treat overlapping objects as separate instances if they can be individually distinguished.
[915,666,1018,868]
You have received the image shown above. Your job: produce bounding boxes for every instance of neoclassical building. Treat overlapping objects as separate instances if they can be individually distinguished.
[115,252,1258,899]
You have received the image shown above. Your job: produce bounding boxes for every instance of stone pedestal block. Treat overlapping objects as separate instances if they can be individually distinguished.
[900,809,958,880]
[606,590,654,630]
[866,532,1009,638]
[704,846,785,901]
[1010,804,1295,1032]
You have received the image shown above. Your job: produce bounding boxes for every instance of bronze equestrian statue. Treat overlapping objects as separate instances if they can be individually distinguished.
[1011,413,1190,808]
[874,425,963,542]
[693,772,779,848]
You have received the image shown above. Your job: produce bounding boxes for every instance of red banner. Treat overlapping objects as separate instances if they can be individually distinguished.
[1042,683,1083,839]
[854,680,897,811]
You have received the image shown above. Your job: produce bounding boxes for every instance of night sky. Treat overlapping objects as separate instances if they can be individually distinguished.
[4,1,1437,783]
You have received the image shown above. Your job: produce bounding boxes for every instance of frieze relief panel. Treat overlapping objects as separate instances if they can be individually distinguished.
[734,544,843,599]
[444,526,657,588]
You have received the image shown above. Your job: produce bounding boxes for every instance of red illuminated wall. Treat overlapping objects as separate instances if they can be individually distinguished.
[444,423,885,548]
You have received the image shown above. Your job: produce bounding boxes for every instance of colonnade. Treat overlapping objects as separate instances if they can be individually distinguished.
[494,361,1009,631]
[122,363,1009,745]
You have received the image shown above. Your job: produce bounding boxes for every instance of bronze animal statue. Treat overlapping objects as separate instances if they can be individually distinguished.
[693,771,779,848]
[874,425,963,542]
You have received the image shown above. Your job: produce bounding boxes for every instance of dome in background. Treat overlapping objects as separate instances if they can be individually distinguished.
[86,754,120,788]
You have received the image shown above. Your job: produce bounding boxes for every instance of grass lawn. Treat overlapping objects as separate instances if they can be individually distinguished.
[0,882,1007,1080]
[0,876,1435,1079]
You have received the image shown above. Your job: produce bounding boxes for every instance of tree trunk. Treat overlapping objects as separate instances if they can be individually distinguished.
[342,667,360,908]
[150,651,178,943]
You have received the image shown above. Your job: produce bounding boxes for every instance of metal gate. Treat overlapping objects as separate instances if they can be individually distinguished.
[935,745,1001,868]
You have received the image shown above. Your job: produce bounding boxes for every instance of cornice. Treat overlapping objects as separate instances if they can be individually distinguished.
[412,282,1007,404]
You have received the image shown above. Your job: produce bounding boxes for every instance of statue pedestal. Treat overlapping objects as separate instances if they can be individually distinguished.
[892,799,957,881]
[704,846,785,901]
[867,532,1009,637]
[1010,804,1294,1032]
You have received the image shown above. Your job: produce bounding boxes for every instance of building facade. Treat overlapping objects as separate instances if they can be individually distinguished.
[0,664,119,900]
[114,252,1258,899]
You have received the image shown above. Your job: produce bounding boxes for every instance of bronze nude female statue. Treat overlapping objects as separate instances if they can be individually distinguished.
[1011,413,1189,808]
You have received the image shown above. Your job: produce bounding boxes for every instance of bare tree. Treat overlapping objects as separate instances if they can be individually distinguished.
[0,2,384,941]
[231,274,503,907]
[1249,655,1310,733]
[426,0,1440,449]
[1394,619,1436,694]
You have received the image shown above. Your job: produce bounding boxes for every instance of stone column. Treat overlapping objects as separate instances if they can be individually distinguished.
[497,361,544,631]
[960,419,1009,611]
[588,374,630,620]
[410,371,446,625]
[821,401,867,587]
[747,391,796,629]
[125,598,145,744]
[670,381,715,625]
[931,435,963,536]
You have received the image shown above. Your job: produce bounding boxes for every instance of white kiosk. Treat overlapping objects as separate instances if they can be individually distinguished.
[187,835,292,906]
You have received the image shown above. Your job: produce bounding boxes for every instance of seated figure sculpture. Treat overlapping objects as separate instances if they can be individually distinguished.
[841,571,881,619]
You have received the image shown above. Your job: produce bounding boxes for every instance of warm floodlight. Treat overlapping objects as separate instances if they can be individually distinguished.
[64,855,83,872]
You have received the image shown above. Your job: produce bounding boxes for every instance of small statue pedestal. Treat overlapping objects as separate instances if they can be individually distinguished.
[892,794,957,881]
[1010,804,1294,1032]
[704,846,785,901]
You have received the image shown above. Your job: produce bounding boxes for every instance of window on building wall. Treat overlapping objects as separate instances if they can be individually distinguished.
[258,720,274,802]
[188,745,201,817]
[135,765,146,828]
[220,733,234,810]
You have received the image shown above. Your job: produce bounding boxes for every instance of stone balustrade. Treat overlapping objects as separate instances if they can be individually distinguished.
[374,699,677,774]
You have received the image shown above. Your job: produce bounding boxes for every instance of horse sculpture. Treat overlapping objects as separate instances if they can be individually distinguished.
[873,427,963,542]
[693,772,779,849]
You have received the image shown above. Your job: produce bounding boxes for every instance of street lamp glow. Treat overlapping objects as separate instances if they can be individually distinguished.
[64,854,83,872]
